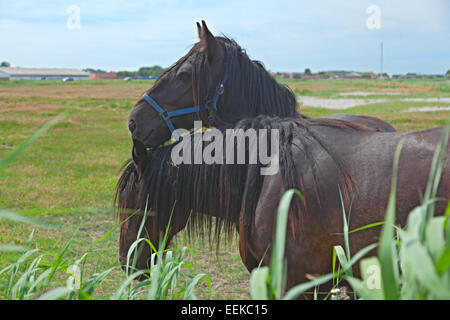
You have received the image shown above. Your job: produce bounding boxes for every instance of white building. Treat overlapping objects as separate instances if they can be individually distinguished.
[0,67,90,80]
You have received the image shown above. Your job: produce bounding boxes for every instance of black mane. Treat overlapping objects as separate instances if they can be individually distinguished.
[116,116,360,245]
[211,37,299,125]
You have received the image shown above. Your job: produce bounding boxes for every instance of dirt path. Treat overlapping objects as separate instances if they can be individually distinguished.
[297,96,450,110]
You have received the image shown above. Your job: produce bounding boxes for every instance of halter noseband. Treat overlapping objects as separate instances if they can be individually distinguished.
[141,71,228,140]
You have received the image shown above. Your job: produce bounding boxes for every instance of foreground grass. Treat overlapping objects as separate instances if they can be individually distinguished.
[0,79,449,299]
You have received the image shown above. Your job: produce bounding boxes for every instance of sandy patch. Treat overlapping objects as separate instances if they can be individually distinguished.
[401,106,450,113]
[0,84,149,99]
[298,96,450,110]
[402,98,450,103]
[339,91,402,96]
[0,103,62,113]
[297,96,386,109]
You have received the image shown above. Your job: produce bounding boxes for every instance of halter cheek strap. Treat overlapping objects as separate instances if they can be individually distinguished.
[142,93,201,140]
[142,71,228,141]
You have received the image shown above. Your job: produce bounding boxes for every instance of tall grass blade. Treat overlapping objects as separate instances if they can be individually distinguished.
[282,273,335,300]
[377,138,404,300]
[110,270,147,300]
[81,267,115,297]
[0,112,66,170]
[349,222,384,234]
[333,245,349,275]
[338,188,352,273]
[0,244,28,252]
[250,267,269,300]
[184,273,208,300]
[46,239,71,285]
[269,189,303,299]
[423,126,450,224]
[425,217,445,261]
[0,210,58,230]
[37,287,73,300]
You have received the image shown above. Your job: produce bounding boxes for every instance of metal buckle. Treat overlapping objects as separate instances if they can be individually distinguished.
[161,110,169,120]
[216,84,224,95]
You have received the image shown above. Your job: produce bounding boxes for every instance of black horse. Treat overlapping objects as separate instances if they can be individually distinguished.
[116,116,449,293]
[127,21,394,149]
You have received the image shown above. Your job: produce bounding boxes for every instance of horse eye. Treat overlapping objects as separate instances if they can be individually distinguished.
[178,71,190,82]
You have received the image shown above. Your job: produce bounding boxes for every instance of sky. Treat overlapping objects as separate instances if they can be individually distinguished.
[0,0,449,74]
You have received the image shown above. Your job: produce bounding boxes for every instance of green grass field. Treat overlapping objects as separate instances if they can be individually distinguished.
[1,78,449,299]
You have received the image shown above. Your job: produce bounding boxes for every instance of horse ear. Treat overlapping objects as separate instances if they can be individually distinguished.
[198,20,219,57]
[132,139,149,176]
[196,21,202,38]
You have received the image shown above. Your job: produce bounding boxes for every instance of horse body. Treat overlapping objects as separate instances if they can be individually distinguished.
[244,124,449,289]
[117,21,448,295]
[116,117,449,291]
[324,113,395,132]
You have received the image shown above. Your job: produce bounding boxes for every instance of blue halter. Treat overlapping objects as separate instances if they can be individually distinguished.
[142,72,228,140]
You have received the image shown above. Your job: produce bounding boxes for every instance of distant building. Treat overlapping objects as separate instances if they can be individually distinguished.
[277,72,293,79]
[0,67,89,80]
[426,74,444,79]
[325,72,338,79]
[328,70,349,77]
[301,75,318,80]
[90,72,118,80]
[361,72,377,79]
[344,72,362,79]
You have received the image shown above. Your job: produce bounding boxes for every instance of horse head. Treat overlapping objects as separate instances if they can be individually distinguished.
[127,21,231,148]
[127,20,297,148]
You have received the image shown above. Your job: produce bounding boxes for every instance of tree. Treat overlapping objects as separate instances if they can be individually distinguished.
[446,69,450,78]
[304,68,311,75]
[117,70,137,77]
[83,68,106,74]
[1,61,11,67]
[137,65,165,77]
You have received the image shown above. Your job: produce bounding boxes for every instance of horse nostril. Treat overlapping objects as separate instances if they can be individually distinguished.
[128,120,137,133]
